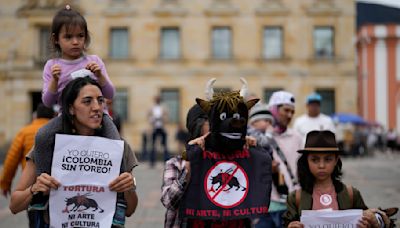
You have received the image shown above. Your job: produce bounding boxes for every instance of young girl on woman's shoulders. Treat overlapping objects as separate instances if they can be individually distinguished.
[283,130,383,228]
[42,4,114,107]
[35,5,119,152]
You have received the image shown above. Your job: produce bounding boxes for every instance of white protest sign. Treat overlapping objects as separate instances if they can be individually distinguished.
[301,209,362,228]
[49,134,124,228]
[50,187,116,228]
[51,134,123,184]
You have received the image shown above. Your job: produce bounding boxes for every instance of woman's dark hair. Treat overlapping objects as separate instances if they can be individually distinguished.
[50,6,91,56]
[60,76,102,134]
[297,153,343,194]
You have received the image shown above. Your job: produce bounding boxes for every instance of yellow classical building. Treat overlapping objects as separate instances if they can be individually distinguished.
[0,0,356,153]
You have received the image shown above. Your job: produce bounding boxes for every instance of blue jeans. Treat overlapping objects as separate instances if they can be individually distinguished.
[255,210,285,228]
[31,210,49,228]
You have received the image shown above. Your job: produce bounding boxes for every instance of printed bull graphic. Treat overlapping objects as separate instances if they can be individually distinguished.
[210,168,246,192]
[62,193,104,213]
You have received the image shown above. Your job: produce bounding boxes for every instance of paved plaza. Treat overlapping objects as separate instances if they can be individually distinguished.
[0,152,399,227]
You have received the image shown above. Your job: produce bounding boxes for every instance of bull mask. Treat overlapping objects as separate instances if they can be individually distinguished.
[196,78,259,153]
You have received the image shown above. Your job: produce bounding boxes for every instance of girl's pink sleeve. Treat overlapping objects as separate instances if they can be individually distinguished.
[96,56,115,99]
[41,61,57,107]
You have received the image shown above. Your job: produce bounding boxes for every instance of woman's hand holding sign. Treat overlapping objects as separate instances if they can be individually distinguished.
[109,172,135,192]
[109,172,138,217]
[33,173,61,195]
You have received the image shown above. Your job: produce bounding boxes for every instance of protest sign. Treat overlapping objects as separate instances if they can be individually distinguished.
[49,134,124,228]
[301,209,362,228]
[180,146,272,220]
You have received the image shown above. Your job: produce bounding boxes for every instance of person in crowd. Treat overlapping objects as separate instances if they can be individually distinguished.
[10,77,138,227]
[373,126,384,152]
[161,104,209,228]
[0,104,54,228]
[293,92,335,145]
[162,102,259,228]
[343,123,355,155]
[247,103,282,228]
[283,130,387,228]
[42,5,115,109]
[352,125,368,156]
[149,95,170,167]
[0,104,54,197]
[256,90,303,228]
[386,128,397,152]
[247,103,275,144]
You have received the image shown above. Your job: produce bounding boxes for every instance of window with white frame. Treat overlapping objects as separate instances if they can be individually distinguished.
[314,26,334,58]
[109,28,129,59]
[212,27,232,59]
[263,26,283,59]
[160,27,180,59]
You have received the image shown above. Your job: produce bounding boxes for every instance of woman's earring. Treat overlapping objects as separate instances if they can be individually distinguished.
[70,118,76,133]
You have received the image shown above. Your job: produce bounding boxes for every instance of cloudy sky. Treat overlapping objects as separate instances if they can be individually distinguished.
[357,0,400,8]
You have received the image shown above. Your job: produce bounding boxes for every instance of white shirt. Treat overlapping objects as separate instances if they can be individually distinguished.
[151,105,165,129]
[294,113,336,146]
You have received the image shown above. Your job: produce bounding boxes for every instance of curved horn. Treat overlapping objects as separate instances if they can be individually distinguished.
[239,77,248,99]
[205,78,216,100]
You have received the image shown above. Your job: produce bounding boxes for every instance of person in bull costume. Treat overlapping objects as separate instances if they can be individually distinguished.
[179,78,272,228]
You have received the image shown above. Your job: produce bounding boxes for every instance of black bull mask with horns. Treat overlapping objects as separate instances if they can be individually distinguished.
[196,78,259,153]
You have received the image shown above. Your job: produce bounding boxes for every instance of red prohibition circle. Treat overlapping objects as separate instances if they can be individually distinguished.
[204,161,249,209]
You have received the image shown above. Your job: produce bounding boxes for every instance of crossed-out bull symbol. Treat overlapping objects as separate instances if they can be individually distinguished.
[62,193,104,213]
[209,168,246,192]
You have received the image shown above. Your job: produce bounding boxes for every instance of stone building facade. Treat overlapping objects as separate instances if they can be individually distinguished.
[0,0,356,153]
[356,1,400,130]
[357,24,400,130]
